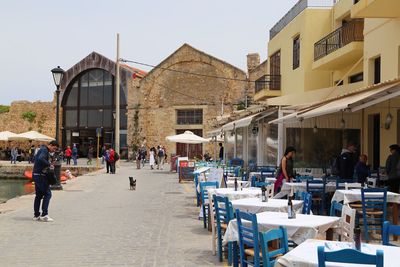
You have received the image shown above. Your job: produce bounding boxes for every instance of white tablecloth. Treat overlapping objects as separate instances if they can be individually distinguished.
[276,239,400,267]
[208,187,262,201]
[226,180,250,189]
[231,197,303,214]
[223,211,339,245]
[332,189,400,204]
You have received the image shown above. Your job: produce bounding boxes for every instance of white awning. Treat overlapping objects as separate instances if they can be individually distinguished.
[222,113,259,131]
[268,112,299,124]
[299,81,400,119]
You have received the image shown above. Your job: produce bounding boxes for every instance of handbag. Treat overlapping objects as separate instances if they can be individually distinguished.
[42,167,57,185]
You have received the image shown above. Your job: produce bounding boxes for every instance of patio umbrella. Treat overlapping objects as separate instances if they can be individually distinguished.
[8,131,55,142]
[0,131,18,141]
[165,131,209,157]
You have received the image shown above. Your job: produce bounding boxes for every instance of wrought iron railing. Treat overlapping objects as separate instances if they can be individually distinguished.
[269,0,335,40]
[255,75,281,93]
[314,19,364,61]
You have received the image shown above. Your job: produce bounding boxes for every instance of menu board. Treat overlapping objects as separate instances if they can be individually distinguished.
[179,160,195,183]
[207,168,224,187]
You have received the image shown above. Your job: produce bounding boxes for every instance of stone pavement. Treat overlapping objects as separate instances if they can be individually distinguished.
[0,162,223,266]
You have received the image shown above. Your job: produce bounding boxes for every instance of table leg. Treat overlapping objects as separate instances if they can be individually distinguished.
[392,203,398,241]
[209,192,216,255]
[233,241,239,267]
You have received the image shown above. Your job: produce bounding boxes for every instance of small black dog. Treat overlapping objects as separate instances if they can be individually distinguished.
[129,177,136,190]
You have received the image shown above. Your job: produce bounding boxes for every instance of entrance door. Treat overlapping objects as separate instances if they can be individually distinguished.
[176,129,203,159]
[368,114,380,170]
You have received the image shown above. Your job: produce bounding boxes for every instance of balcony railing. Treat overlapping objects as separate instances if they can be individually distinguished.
[269,0,335,40]
[255,75,281,93]
[314,19,364,61]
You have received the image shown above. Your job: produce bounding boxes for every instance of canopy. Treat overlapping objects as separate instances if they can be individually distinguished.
[0,131,18,141]
[8,131,55,142]
[165,131,209,144]
[222,114,258,131]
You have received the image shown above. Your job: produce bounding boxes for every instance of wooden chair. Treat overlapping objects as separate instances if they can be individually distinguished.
[199,181,219,229]
[317,246,384,267]
[340,205,356,242]
[260,226,289,267]
[213,195,234,263]
[236,210,261,267]
[307,179,327,215]
[302,192,312,215]
[329,200,343,217]
[382,221,400,246]
[360,188,387,242]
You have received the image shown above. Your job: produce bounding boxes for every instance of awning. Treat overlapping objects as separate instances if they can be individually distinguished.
[206,128,223,137]
[268,112,299,124]
[222,113,259,131]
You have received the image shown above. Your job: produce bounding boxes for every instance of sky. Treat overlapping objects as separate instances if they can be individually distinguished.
[0,0,298,105]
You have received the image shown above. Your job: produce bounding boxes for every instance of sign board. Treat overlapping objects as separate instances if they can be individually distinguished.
[72,132,79,137]
[179,160,195,183]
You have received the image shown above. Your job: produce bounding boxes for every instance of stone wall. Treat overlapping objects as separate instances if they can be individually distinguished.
[127,44,248,157]
[0,100,56,146]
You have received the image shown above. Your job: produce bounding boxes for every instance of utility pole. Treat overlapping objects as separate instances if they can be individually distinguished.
[115,33,120,160]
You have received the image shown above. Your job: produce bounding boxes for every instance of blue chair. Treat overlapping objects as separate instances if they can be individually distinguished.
[329,200,343,217]
[213,195,234,263]
[250,175,257,187]
[229,158,244,168]
[200,181,219,229]
[297,175,313,182]
[194,174,201,207]
[234,166,241,177]
[382,221,400,246]
[260,167,276,180]
[236,210,261,267]
[361,188,387,242]
[317,246,384,267]
[254,181,270,188]
[260,226,289,267]
[335,177,348,190]
[306,179,327,215]
[302,192,312,215]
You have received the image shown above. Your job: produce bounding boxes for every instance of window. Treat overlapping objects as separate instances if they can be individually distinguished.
[293,36,300,69]
[349,72,363,83]
[176,109,203,125]
[374,57,381,84]
[270,50,281,90]
[65,110,78,127]
[334,80,344,86]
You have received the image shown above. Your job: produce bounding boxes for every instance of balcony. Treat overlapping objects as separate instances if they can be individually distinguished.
[254,75,281,101]
[351,0,400,18]
[313,20,364,70]
[269,0,335,40]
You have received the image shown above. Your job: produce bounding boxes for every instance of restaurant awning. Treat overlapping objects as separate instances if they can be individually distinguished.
[269,79,400,124]
[221,109,277,131]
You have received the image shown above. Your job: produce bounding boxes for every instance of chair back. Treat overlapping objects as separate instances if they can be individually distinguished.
[213,195,233,228]
[335,177,348,190]
[255,181,269,188]
[340,205,356,242]
[302,192,312,214]
[382,221,400,246]
[199,181,219,204]
[250,175,257,187]
[367,177,377,188]
[235,210,261,266]
[229,158,244,167]
[317,246,384,267]
[329,200,343,217]
[194,174,201,206]
[260,167,276,179]
[361,188,387,242]
[297,175,313,182]
[260,226,289,267]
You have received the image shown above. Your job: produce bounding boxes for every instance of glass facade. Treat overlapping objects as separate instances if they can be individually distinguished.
[62,68,127,157]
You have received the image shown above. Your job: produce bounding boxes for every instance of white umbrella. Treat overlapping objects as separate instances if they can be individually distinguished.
[0,131,18,141]
[165,131,209,157]
[8,131,55,142]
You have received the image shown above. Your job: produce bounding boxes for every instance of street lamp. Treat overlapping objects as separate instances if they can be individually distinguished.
[51,66,64,190]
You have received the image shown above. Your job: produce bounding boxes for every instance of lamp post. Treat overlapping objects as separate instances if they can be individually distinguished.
[51,66,64,190]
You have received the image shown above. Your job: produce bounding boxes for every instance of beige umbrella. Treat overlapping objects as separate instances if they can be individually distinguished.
[8,131,55,142]
[166,131,209,157]
[0,131,18,141]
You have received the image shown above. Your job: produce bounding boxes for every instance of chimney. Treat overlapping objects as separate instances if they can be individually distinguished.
[247,53,260,72]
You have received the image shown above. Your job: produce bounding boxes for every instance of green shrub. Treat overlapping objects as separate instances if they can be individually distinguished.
[0,105,10,114]
[22,111,37,123]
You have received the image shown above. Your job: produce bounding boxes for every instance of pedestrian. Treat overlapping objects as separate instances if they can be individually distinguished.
[105,149,111,173]
[338,142,357,181]
[87,146,93,165]
[149,147,155,170]
[274,146,296,193]
[136,148,141,169]
[385,144,400,193]
[140,145,147,168]
[219,143,224,162]
[355,154,370,185]
[72,144,78,166]
[101,145,106,164]
[29,145,35,164]
[11,147,18,164]
[65,146,72,165]
[32,140,59,222]
[157,145,165,170]
[109,148,116,174]
[163,145,167,162]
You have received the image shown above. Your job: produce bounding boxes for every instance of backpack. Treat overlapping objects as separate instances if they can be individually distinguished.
[158,149,164,157]
[114,152,120,161]
[330,155,341,176]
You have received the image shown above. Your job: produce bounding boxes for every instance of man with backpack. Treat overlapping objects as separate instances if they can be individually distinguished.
[157,145,165,170]
[338,142,357,181]
[385,144,400,193]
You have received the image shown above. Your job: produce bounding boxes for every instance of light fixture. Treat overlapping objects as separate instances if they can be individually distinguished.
[313,118,318,134]
[340,111,345,129]
[252,125,259,135]
[51,66,64,88]
[384,100,393,130]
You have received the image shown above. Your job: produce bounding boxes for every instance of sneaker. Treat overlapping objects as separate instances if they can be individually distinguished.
[33,216,40,221]
[40,215,54,222]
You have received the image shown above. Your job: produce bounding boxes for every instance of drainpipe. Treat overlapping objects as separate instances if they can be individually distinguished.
[277,107,284,166]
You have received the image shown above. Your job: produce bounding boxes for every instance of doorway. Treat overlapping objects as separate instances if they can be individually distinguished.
[368,114,380,170]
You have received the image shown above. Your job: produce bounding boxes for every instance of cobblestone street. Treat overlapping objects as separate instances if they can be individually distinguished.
[0,163,222,266]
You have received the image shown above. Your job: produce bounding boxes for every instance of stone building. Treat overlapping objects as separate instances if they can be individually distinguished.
[128,44,248,159]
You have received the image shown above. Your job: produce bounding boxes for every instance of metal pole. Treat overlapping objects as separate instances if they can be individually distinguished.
[115,33,120,161]
[96,135,100,168]
[55,87,60,142]
[52,86,62,190]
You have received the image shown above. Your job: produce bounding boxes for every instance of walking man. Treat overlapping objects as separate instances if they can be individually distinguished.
[33,140,59,222]
[11,147,18,164]
[72,144,78,166]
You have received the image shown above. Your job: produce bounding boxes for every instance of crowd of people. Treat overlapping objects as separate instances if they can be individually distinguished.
[135,144,167,170]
